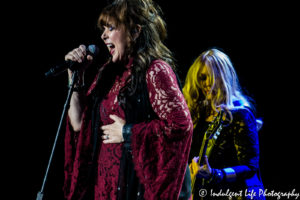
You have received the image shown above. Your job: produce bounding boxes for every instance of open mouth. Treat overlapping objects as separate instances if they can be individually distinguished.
[106,43,115,55]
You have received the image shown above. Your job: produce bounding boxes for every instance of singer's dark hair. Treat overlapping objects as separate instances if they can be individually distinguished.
[97,0,176,107]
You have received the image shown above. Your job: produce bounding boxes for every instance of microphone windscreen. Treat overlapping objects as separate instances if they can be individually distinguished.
[88,44,99,56]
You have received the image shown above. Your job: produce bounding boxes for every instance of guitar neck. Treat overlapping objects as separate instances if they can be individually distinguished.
[191,110,224,194]
[198,139,209,166]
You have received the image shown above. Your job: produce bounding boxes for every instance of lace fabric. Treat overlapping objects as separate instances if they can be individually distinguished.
[131,60,193,199]
[64,59,193,200]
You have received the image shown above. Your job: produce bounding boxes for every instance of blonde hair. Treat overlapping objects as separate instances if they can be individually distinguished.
[183,48,252,126]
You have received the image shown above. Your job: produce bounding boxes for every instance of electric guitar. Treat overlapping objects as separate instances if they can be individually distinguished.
[189,111,223,199]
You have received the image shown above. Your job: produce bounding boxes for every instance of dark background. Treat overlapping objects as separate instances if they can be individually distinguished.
[5,1,299,199]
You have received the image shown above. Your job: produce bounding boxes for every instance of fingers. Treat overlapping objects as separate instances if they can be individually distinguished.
[65,44,87,62]
[102,137,117,144]
[101,124,110,133]
[101,133,124,144]
[204,155,210,168]
[101,123,121,137]
[193,156,199,163]
[101,133,113,144]
[199,156,209,170]
[100,115,125,144]
[100,123,119,144]
[200,164,207,171]
[86,55,94,61]
[101,134,109,140]
[78,44,86,52]
[102,128,109,135]
[101,134,112,142]
[75,45,87,63]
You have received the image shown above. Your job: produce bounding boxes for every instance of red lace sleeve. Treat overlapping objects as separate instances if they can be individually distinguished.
[130,60,193,200]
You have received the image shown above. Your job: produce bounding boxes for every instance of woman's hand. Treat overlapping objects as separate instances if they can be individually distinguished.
[101,115,126,144]
[65,44,94,67]
[192,156,212,180]
[198,156,212,179]
[65,44,93,83]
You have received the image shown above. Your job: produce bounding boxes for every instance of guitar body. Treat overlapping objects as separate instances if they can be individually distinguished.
[189,160,206,200]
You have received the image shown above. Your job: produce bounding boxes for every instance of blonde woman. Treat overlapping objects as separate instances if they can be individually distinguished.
[183,49,265,200]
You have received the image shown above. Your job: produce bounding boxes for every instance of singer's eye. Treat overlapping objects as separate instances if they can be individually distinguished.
[101,24,115,33]
[108,25,115,31]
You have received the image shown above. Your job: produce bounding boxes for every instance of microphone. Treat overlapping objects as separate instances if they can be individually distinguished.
[45,44,99,78]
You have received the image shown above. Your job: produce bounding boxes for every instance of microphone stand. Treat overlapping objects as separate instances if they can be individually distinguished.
[36,71,78,200]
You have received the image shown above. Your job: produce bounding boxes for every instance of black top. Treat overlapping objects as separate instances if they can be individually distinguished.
[189,107,265,200]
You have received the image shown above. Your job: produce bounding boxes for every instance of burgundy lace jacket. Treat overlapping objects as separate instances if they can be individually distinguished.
[64,59,193,200]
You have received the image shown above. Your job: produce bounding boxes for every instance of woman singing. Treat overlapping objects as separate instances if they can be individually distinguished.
[64,0,193,199]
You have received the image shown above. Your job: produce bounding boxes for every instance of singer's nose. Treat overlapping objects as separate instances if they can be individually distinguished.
[101,29,108,41]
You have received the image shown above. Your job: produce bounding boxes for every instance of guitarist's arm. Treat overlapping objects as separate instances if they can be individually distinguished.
[192,155,225,184]
[229,108,260,181]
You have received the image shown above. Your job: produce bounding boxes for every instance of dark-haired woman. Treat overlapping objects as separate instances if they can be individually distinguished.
[64,0,193,199]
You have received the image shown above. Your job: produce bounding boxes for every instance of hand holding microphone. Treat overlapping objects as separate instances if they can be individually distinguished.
[65,44,94,72]
[65,45,94,88]
[45,44,99,78]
